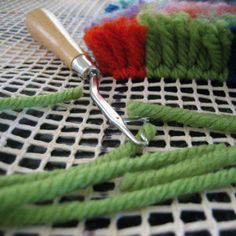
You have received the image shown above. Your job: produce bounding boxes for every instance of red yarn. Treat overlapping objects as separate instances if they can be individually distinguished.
[84,17,147,80]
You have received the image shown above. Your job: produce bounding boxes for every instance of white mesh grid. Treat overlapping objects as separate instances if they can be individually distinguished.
[0,0,236,235]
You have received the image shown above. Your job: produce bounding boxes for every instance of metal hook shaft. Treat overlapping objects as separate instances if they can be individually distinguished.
[89,71,149,146]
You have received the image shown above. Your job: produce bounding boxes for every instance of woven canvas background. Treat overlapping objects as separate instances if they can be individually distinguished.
[0,0,236,235]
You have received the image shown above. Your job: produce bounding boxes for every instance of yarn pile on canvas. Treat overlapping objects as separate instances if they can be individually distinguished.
[84,1,236,82]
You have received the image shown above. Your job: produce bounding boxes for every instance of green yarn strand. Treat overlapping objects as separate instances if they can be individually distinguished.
[128,101,236,133]
[1,168,236,226]
[155,14,177,69]
[217,22,233,69]
[138,13,162,76]
[188,19,203,69]
[0,86,83,110]
[0,144,223,212]
[120,145,236,192]
[0,123,156,188]
[172,13,189,67]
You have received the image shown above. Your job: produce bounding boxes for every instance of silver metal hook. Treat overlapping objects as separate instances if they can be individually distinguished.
[89,71,149,146]
[71,56,149,145]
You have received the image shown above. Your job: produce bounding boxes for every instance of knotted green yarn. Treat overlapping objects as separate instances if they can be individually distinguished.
[1,168,236,226]
[0,85,83,110]
[120,145,236,192]
[138,12,233,81]
[128,101,236,133]
[0,143,223,212]
[0,123,156,188]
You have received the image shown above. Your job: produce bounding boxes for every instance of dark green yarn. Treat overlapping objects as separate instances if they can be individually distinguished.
[157,14,177,69]
[172,13,189,67]
[138,12,234,81]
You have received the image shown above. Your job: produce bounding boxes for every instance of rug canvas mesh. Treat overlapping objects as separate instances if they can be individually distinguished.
[0,0,236,235]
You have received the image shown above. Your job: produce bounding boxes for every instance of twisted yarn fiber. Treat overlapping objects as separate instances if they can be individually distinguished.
[1,168,236,226]
[138,12,233,81]
[0,85,83,110]
[0,124,157,211]
[0,143,223,212]
[0,123,156,188]
[128,101,236,133]
[120,145,236,192]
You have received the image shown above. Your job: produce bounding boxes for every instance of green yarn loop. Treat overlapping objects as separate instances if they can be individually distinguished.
[0,85,83,110]
[1,168,236,226]
[128,101,236,133]
[120,144,236,192]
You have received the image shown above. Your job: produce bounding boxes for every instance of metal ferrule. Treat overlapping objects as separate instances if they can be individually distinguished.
[71,55,99,80]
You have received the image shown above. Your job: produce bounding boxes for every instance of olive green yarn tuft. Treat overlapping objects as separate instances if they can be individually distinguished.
[138,12,234,81]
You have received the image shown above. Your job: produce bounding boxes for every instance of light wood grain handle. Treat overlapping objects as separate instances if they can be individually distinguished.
[26,8,84,69]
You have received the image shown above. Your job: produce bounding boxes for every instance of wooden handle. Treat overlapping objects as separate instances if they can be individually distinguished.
[26,8,84,69]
